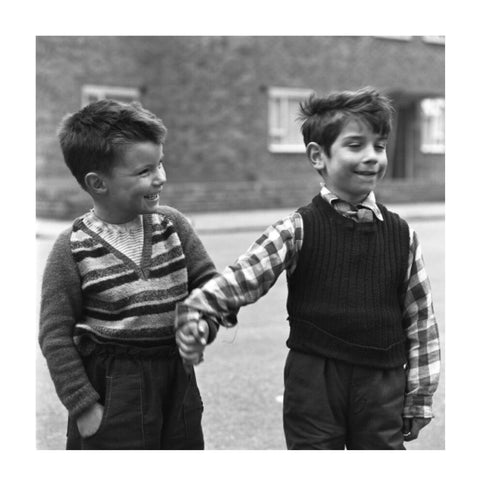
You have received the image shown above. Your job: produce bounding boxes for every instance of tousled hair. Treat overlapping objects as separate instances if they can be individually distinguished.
[298,86,394,156]
[57,99,167,190]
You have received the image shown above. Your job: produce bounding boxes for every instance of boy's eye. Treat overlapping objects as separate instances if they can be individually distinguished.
[138,162,164,176]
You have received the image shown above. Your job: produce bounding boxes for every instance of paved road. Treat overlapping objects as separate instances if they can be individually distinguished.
[36,207,445,450]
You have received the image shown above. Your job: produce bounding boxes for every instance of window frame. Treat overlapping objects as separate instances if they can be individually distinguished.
[422,36,445,45]
[81,84,141,107]
[419,97,445,154]
[373,36,413,41]
[268,86,313,154]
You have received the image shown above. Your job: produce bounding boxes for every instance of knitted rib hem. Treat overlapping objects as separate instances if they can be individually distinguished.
[287,318,407,369]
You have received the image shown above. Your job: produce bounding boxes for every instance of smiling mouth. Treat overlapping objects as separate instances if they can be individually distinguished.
[355,171,378,176]
[144,193,160,200]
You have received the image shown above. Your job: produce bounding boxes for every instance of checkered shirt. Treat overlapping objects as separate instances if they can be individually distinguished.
[176,186,441,418]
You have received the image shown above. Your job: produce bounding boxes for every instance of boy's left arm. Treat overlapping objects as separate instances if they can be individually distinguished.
[401,228,441,440]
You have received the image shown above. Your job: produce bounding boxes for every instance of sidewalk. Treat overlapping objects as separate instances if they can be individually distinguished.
[36,202,445,238]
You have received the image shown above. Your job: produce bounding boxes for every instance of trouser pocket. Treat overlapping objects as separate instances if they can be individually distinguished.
[82,372,145,449]
[182,372,204,449]
[161,364,204,449]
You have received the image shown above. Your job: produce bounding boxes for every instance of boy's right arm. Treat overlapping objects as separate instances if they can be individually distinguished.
[175,213,302,357]
[39,230,100,419]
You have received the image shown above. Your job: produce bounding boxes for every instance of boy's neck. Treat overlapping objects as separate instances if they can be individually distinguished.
[322,184,371,205]
[92,203,138,225]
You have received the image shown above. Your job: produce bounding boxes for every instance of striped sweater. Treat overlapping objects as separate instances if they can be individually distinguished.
[39,206,218,417]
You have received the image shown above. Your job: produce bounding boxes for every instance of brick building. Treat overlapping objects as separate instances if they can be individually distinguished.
[36,36,445,218]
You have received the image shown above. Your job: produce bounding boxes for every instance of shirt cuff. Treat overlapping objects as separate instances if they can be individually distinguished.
[403,394,434,418]
[183,288,239,328]
[175,302,231,344]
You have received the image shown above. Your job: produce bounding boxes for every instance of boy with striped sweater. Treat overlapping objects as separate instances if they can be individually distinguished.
[39,99,218,449]
[176,87,441,449]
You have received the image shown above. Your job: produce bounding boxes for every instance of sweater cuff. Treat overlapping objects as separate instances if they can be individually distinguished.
[205,316,219,344]
[65,384,101,419]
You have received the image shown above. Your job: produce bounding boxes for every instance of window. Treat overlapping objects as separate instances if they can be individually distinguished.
[420,98,445,154]
[81,85,140,107]
[373,36,413,41]
[423,36,445,45]
[268,87,313,153]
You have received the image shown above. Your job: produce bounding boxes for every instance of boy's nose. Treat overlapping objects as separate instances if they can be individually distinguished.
[153,166,166,185]
[362,145,378,163]
[153,175,166,187]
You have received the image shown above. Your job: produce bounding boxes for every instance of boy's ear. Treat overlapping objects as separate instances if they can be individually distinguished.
[84,172,107,195]
[306,142,326,173]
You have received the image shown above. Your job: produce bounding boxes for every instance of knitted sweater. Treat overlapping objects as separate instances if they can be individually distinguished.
[286,194,410,368]
[39,206,217,418]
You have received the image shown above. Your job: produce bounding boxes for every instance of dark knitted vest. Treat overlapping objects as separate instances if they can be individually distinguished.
[286,194,410,368]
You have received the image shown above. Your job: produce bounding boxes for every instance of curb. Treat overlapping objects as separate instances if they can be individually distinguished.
[36,203,445,239]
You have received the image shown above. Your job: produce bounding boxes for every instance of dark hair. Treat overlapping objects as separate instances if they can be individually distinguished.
[57,99,167,190]
[298,86,394,156]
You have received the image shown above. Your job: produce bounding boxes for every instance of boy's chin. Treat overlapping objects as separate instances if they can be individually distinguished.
[141,200,162,212]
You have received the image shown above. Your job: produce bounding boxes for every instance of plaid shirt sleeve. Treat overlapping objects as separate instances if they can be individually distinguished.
[175,213,303,329]
[402,227,441,419]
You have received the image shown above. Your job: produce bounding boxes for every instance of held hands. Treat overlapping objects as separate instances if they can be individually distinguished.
[402,417,431,442]
[176,318,209,366]
[76,402,104,438]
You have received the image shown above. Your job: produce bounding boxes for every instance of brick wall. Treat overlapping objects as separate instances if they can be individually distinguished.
[37,36,444,217]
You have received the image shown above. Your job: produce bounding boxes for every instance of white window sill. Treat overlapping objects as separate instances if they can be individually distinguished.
[268,144,305,154]
[420,145,445,154]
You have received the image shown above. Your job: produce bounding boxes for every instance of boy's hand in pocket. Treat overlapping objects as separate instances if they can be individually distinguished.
[77,402,104,438]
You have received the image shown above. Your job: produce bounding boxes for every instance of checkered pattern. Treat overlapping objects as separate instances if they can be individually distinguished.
[176,186,441,418]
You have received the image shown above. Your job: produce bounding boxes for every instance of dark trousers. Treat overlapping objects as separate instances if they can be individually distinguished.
[66,338,204,450]
[283,350,406,450]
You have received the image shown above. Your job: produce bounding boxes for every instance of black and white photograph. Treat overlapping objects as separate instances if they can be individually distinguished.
[36,35,446,453]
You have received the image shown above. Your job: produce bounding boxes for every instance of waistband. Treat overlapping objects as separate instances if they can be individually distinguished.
[75,332,179,359]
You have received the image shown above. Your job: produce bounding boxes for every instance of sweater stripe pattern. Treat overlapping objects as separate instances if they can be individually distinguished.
[71,212,188,342]
[286,194,410,368]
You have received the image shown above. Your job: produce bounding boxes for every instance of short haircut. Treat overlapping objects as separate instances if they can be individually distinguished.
[57,99,167,190]
[298,87,394,156]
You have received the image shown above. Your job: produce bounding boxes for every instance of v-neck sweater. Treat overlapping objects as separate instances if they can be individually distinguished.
[39,206,218,417]
[83,212,144,265]
[72,210,189,340]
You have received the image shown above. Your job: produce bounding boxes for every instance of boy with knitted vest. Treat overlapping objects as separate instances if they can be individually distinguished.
[39,99,218,449]
[175,87,441,449]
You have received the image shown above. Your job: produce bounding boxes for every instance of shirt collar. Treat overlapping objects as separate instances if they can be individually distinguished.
[319,184,384,221]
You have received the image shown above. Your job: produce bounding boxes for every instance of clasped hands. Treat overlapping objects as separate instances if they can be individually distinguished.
[175,317,209,366]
